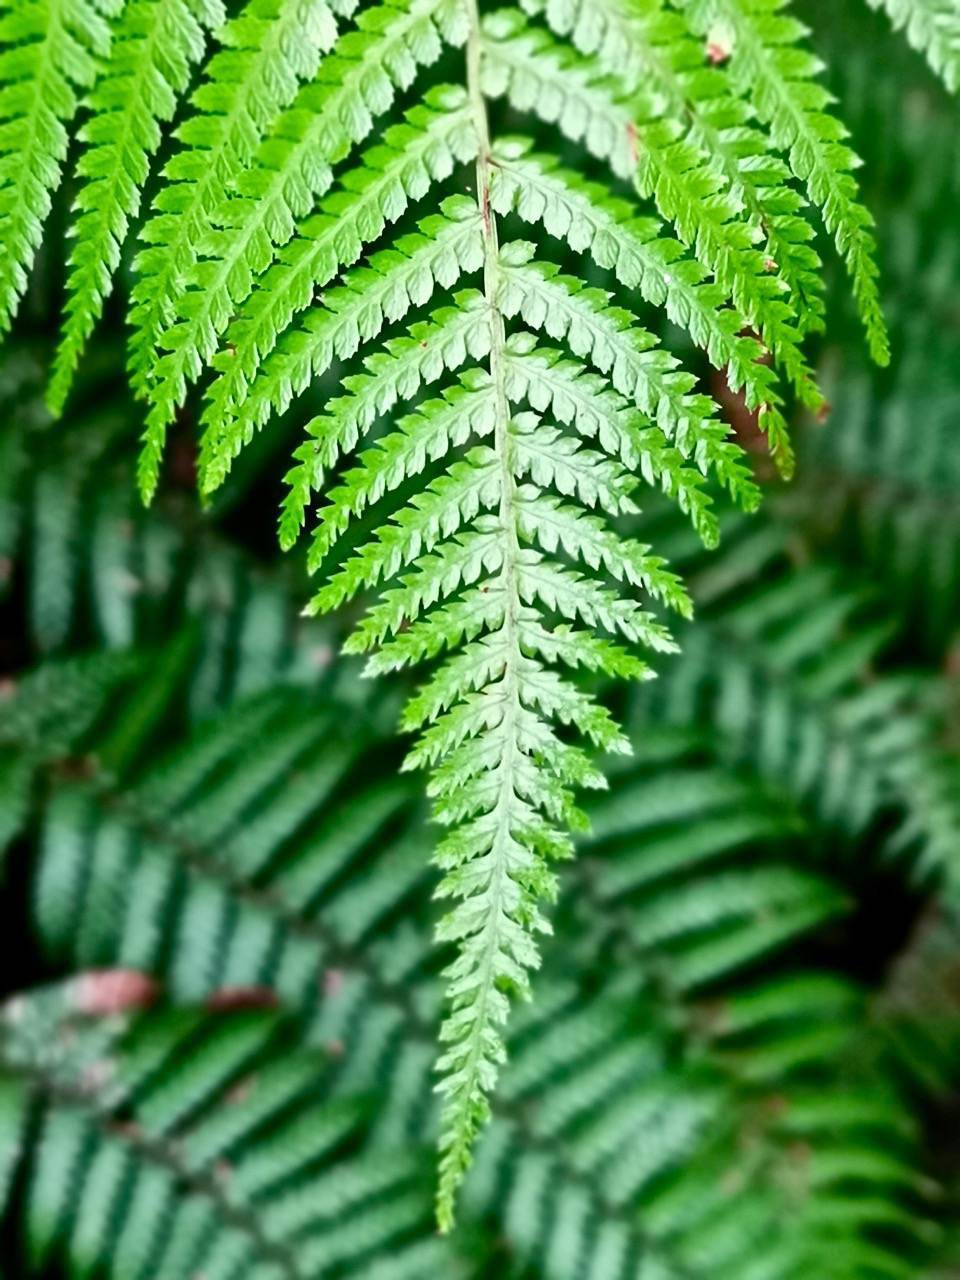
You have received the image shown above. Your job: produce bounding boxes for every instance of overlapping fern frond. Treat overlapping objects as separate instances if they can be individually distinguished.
[0,0,121,334]
[46,0,226,413]
[2,0,958,1226]
[631,508,960,891]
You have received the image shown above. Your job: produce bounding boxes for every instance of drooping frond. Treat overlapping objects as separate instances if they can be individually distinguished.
[481,7,824,445]
[3,0,958,1236]
[865,0,960,92]
[130,0,340,495]
[0,0,120,335]
[46,0,226,414]
[521,0,828,336]
[145,0,472,502]
[676,0,890,365]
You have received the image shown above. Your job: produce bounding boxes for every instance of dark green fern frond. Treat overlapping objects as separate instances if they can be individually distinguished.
[634,509,960,891]
[19,694,926,1268]
[0,651,136,855]
[18,613,941,1245]
[0,982,473,1279]
[46,0,226,415]
[0,0,120,335]
[0,349,339,700]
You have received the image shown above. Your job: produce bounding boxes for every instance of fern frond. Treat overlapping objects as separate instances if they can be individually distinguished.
[489,139,791,457]
[200,196,485,492]
[0,651,135,853]
[0,0,120,336]
[130,0,338,496]
[524,0,828,335]
[200,84,480,492]
[677,0,891,365]
[481,8,823,455]
[147,0,472,499]
[865,0,960,92]
[46,0,225,415]
[280,290,491,547]
[4,0,949,1237]
[13,597,941,1265]
[0,984,471,1279]
[636,510,960,891]
[494,244,761,515]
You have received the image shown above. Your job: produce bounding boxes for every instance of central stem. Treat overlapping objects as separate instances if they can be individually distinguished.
[466,0,520,913]
[436,0,527,1233]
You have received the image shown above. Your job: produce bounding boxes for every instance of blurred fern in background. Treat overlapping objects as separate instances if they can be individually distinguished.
[0,0,958,1272]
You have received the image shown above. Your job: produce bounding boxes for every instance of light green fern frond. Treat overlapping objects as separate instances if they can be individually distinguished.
[0,0,121,335]
[482,7,823,444]
[46,0,226,415]
[487,141,790,463]
[677,0,890,365]
[184,0,904,1221]
[866,0,960,91]
[3,0,957,1236]
[199,85,480,492]
[130,0,340,495]
[141,0,471,502]
[523,0,828,337]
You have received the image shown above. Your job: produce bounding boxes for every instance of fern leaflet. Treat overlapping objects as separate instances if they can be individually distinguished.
[677,0,891,365]
[0,0,120,335]
[866,0,960,91]
[46,0,226,414]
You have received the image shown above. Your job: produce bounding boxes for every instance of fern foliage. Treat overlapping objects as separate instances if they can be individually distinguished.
[0,626,942,1277]
[0,982,471,1279]
[0,0,121,335]
[46,0,226,414]
[866,0,960,92]
[2,0,959,1230]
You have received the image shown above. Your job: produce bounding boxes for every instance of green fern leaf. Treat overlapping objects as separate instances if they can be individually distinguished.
[488,140,792,460]
[199,79,479,492]
[482,8,823,451]
[3,0,952,1238]
[677,0,891,366]
[130,0,339,499]
[524,0,828,336]
[0,0,121,336]
[46,0,225,416]
[146,0,471,499]
[0,984,471,1279]
[200,195,485,492]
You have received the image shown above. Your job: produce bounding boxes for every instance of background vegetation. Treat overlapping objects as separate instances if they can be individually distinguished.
[0,0,958,1276]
